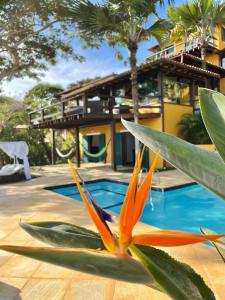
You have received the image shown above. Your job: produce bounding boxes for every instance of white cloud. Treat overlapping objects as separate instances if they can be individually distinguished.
[1,77,37,100]
[1,56,127,100]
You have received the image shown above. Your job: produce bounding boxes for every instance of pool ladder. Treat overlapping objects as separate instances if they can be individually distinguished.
[140,168,165,211]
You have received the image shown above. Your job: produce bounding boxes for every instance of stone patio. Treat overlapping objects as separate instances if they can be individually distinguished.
[0,164,224,299]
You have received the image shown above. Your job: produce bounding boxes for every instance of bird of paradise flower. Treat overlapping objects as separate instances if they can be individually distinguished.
[68,149,225,256]
[0,148,224,299]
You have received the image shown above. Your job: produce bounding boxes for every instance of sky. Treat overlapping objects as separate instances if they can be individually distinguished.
[1,0,182,100]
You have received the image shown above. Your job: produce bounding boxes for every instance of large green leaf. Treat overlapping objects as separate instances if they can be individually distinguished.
[20,222,104,249]
[200,89,225,163]
[200,228,225,263]
[122,119,225,200]
[0,245,157,289]
[130,245,215,300]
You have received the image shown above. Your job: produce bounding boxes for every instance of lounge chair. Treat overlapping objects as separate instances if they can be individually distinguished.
[0,164,25,184]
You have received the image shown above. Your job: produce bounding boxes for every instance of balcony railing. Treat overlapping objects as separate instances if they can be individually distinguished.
[28,96,161,126]
[147,39,214,62]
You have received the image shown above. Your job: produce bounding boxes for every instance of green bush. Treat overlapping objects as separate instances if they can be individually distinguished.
[177,112,211,144]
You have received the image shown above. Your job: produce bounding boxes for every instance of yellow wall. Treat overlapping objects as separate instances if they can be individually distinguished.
[139,118,164,169]
[205,26,223,65]
[78,104,194,170]
[164,103,193,136]
[206,53,220,66]
[78,117,164,169]
[175,40,184,54]
[215,26,225,50]
[163,103,193,168]
[197,144,215,152]
[80,124,111,163]
[201,26,225,66]
[220,78,225,94]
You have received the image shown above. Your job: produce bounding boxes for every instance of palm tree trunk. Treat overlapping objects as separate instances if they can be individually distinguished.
[200,44,207,69]
[128,42,139,156]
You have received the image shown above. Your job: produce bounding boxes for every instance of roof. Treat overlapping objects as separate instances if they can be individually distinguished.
[59,75,118,96]
[172,52,225,77]
[61,57,221,100]
[61,73,130,99]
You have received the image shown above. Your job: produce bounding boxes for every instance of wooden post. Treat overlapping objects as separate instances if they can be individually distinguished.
[109,88,113,117]
[28,112,31,125]
[111,120,117,171]
[82,94,88,115]
[217,79,220,92]
[51,129,56,165]
[190,79,195,109]
[158,70,165,132]
[61,101,65,117]
[158,69,166,169]
[75,127,81,168]
[41,108,44,122]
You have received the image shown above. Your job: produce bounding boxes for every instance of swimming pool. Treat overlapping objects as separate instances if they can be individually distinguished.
[48,179,225,234]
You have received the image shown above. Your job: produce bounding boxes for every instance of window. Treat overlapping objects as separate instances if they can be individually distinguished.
[164,45,175,56]
[163,76,191,105]
[138,76,158,97]
[138,76,159,105]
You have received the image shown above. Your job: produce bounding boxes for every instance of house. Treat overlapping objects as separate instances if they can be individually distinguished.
[28,26,225,170]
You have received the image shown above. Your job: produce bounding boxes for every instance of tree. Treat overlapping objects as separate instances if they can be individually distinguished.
[67,76,101,90]
[177,112,211,144]
[24,83,63,111]
[0,96,23,130]
[0,0,83,81]
[0,94,52,166]
[168,0,225,69]
[66,0,172,154]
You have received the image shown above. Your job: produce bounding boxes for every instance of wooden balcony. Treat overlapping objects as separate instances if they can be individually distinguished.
[147,39,215,63]
[28,97,161,129]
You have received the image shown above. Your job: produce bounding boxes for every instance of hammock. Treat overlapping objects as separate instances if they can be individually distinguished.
[82,140,110,159]
[56,147,75,158]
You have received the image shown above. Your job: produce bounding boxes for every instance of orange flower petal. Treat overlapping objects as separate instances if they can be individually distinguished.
[134,152,160,223]
[68,160,115,253]
[119,148,144,246]
[118,168,138,246]
[132,230,225,247]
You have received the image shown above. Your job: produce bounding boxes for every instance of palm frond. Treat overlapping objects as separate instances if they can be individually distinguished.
[141,18,171,46]
[168,0,225,44]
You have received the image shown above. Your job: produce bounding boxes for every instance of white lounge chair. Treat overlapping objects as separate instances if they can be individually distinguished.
[0,164,25,184]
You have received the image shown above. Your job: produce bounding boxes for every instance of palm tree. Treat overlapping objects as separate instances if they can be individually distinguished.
[168,0,225,69]
[66,0,172,154]
[178,112,211,144]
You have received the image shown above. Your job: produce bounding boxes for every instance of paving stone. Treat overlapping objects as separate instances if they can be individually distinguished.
[20,279,69,300]
[63,279,115,300]
[0,164,223,299]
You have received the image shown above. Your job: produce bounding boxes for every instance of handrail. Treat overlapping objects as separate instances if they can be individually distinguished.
[147,38,215,62]
[28,101,60,115]
[28,96,162,125]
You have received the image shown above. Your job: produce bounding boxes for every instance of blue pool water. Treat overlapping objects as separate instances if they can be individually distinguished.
[48,179,225,234]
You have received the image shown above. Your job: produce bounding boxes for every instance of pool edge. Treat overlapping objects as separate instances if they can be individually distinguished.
[45,178,197,192]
